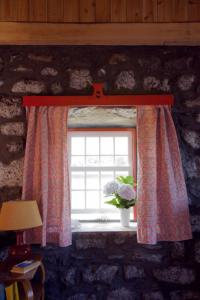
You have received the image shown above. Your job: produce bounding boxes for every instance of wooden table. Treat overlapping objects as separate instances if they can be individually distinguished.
[0,254,45,300]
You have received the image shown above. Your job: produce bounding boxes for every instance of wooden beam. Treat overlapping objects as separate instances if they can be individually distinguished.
[0,22,199,45]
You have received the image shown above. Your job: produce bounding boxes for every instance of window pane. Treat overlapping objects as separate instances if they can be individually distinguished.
[71,137,85,155]
[100,137,114,155]
[115,170,129,177]
[71,191,85,209]
[86,137,99,155]
[115,156,129,166]
[86,156,99,167]
[101,171,114,189]
[86,171,99,190]
[101,192,115,209]
[115,137,128,155]
[101,156,114,166]
[86,191,100,209]
[71,172,85,190]
[71,156,85,167]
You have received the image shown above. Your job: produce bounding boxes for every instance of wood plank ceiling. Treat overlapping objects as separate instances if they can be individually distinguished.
[0,0,200,23]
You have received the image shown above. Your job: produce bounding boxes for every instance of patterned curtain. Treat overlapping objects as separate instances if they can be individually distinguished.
[137,106,192,244]
[22,107,71,247]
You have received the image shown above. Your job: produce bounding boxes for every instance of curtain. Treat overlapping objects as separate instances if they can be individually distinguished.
[137,106,192,244]
[22,107,71,247]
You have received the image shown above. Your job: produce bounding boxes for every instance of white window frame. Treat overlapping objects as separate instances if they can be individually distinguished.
[68,130,134,219]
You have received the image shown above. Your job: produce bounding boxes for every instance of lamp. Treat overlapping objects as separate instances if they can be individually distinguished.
[0,200,42,258]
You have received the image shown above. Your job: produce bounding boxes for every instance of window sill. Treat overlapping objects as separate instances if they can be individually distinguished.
[72,222,137,232]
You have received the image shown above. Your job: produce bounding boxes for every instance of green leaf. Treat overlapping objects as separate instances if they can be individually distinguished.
[117,175,134,186]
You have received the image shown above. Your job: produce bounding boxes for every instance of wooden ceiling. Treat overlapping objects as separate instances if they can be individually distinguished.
[0,0,199,23]
[0,0,199,45]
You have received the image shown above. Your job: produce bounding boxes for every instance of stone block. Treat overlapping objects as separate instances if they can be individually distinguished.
[76,238,106,250]
[12,80,46,94]
[0,102,22,119]
[142,291,164,300]
[124,265,145,279]
[0,186,22,201]
[69,69,92,90]
[153,266,195,284]
[138,56,161,71]
[0,122,25,136]
[51,82,63,95]
[12,66,32,72]
[41,67,58,76]
[62,267,76,286]
[45,269,57,283]
[0,159,23,188]
[107,288,135,300]
[170,290,200,300]
[171,242,185,259]
[109,53,128,65]
[178,75,195,91]
[144,77,170,91]
[182,130,200,149]
[83,265,118,284]
[6,141,24,153]
[28,53,52,62]
[132,252,164,263]
[115,71,136,90]
[185,97,200,108]
[191,215,200,232]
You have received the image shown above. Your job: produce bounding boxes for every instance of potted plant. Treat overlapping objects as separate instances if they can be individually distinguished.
[103,176,136,227]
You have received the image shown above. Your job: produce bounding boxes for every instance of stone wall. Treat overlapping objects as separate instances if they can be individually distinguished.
[0,46,200,300]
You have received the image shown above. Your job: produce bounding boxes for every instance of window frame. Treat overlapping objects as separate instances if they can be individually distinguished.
[68,127,137,221]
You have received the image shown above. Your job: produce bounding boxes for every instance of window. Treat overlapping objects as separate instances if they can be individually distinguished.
[69,129,136,222]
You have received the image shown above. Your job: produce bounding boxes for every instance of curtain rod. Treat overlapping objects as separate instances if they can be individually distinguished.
[23,83,174,107]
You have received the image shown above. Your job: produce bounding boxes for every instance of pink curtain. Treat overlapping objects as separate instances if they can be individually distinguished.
[22,107,71,247]
[137,106,192,244]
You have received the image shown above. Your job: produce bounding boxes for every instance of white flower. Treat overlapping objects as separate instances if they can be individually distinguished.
[118,184,136,201]
[103,181,119,196]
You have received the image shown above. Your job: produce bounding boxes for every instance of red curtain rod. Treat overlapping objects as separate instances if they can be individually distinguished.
[23,83,174,107]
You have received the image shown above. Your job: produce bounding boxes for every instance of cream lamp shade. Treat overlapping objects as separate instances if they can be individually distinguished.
[0,200,42,231]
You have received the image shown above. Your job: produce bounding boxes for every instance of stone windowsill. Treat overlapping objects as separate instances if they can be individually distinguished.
[72,222,137,232]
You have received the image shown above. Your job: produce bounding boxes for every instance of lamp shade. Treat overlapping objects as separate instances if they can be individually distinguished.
[0,200,42,231]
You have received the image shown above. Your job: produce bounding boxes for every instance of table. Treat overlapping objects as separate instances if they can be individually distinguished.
[0,254,45,300]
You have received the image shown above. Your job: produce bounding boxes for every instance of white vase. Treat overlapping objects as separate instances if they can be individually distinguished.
[119,208,130,227]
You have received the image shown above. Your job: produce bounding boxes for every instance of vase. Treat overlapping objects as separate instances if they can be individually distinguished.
[119,208,130,227]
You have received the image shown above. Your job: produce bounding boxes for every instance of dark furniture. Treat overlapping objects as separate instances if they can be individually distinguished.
[0,253,45,300]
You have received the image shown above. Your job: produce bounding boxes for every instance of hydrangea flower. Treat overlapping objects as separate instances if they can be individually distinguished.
[118,184,136,201]
[103,176,137,209]
[103,181,119,196]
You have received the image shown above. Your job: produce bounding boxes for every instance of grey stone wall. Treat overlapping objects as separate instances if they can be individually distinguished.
[0,46,200,299]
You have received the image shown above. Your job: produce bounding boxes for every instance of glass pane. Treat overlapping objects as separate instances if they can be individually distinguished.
[86,156,99,167]
[115,170,129,177]
[101,171,114,189]
[86,137,99,155]
[86,191,100,209]
[101,156,114,166]
[101,192,115,209]
[71,191,85,209]
[86,172,99,189]
[71,172,85,190]
[115,137,128,155]
[71,156,85,167]
[71,137,85,155]
[115,156,129,166]
[100,137,114,155]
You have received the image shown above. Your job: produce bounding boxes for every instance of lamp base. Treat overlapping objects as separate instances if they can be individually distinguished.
[9,244,32,259]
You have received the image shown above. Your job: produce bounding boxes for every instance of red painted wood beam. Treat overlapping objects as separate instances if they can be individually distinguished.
[23,83,174,107]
